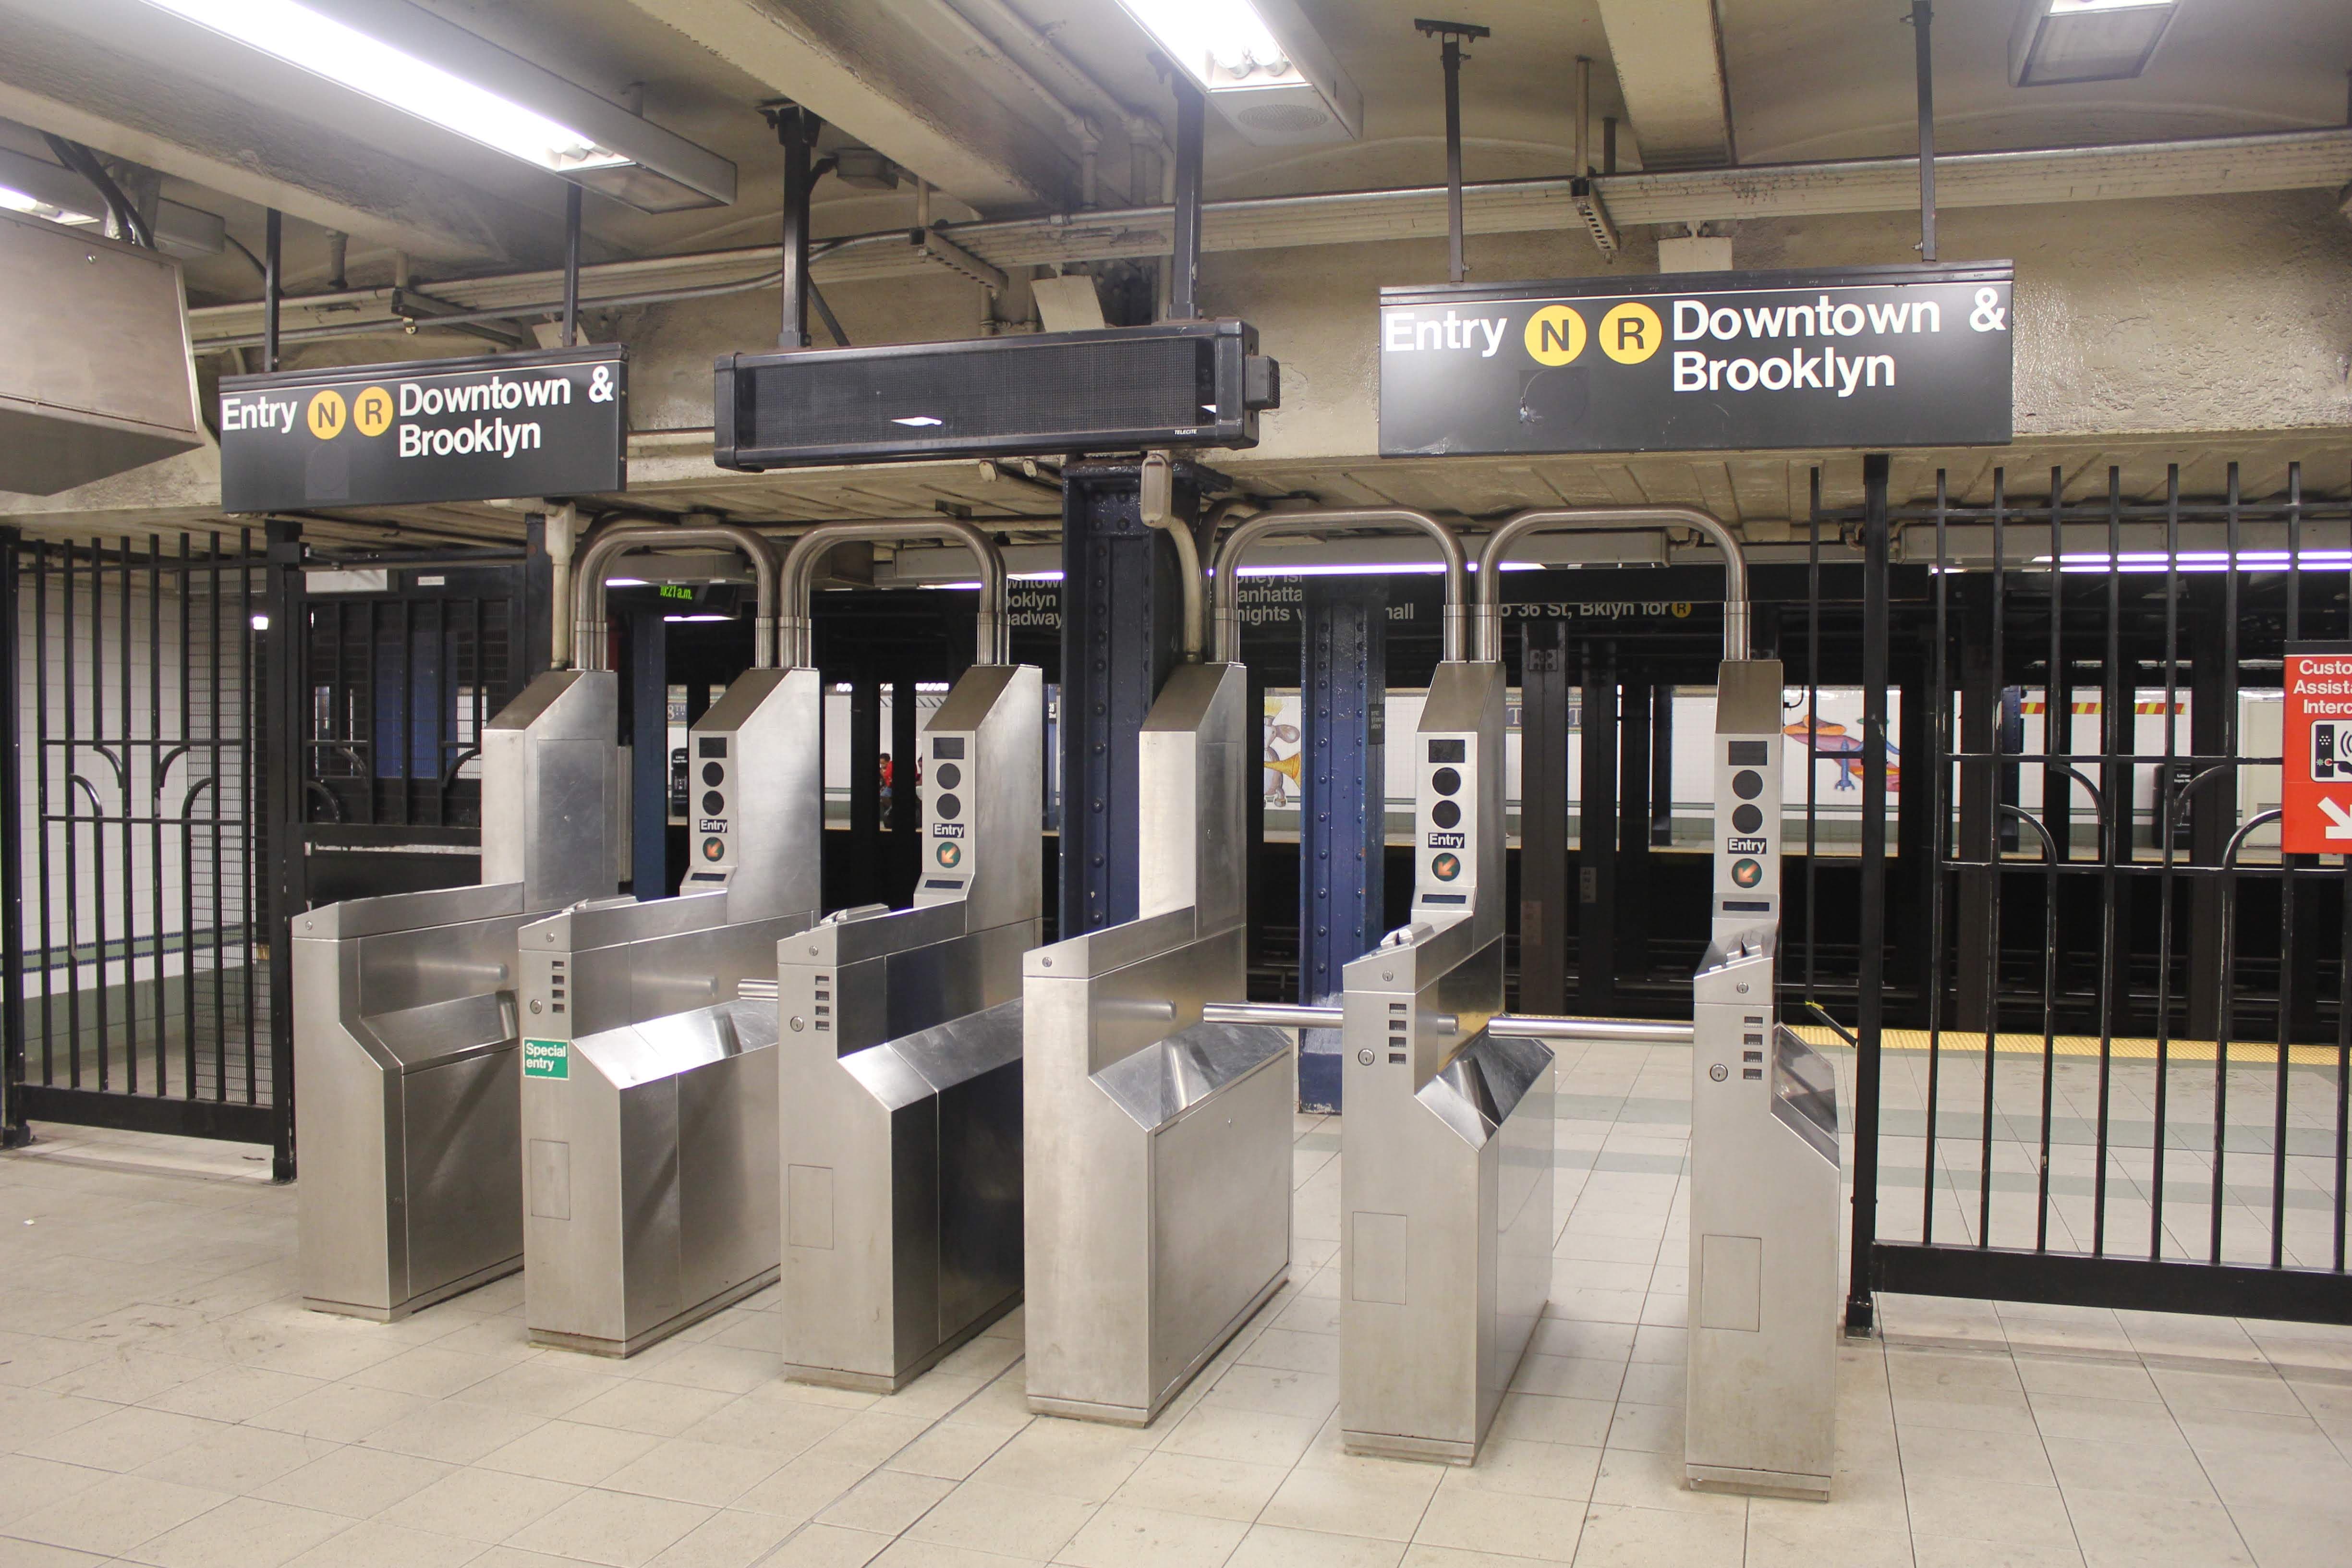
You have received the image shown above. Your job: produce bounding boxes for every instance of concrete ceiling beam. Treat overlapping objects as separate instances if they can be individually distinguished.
[1595,0,1737,172]
[616,0,1075,213]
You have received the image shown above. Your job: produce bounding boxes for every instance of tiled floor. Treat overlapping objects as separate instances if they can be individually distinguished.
[3,1041,2350,1568]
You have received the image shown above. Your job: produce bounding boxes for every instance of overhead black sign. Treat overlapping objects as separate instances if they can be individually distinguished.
[218,345,625,511]
[1379,261,2012,457]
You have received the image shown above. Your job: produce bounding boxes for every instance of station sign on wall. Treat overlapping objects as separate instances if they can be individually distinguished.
[2282,642,2352,853]
[1379,260,2012,457]
[218,345,626,511]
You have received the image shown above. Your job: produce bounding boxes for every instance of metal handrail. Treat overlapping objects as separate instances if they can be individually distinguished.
[1207,507,1468,664]
[572,521,779,671]
[775,519,1008,668]
[1199,1000,1697,1043]
[1472,506,1750,662]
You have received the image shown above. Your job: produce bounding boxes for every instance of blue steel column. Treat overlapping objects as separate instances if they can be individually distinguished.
[1297,579,1386,1111]
[630,604,668,899]
[1057,461,1198,937]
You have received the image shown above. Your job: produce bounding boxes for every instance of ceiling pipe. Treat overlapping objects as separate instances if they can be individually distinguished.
[773,519,1008,668]
[572,520,779,671]
[930,0,1103,204]
[1208,507,1469,665]
[953,0,1173,200]
[1473,507,1750,662]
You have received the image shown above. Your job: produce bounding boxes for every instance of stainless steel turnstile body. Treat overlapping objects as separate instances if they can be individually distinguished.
[1339,660,1552,1463]
[520,668,823,1356]
[1686,928,1839,1499]
[776,664,1043,1392]
[1685,658,1840,1500]
[294,668,621,1320]
[1023,662,1295,1424]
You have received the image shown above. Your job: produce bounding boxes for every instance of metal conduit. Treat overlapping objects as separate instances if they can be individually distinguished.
[775,520,1008,668]
[1473,507,1750,662]
[1209,507,1469,664]
[1199,1001,1695,1043]
[571,521,779,671]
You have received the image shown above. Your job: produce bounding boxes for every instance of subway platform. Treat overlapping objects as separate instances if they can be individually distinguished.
[2,1036,2346,1568]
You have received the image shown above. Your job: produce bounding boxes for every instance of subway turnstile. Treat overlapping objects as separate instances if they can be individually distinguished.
[293,667,622,1320]
[775,663,1043,1392]
[1339,659,1553,1462]
[518,667,822,1355]
[1023,662,1295,1425]
[1685,659,1841,1500]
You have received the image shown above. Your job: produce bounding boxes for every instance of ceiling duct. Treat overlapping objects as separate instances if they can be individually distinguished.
[0,208,204,494]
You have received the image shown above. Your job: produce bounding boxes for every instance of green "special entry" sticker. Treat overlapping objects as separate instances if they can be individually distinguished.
[521,1038,569,1080]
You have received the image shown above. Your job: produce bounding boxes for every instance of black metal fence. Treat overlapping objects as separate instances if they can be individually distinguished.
[0,533,281,1156]
[1839,460,2352,1327]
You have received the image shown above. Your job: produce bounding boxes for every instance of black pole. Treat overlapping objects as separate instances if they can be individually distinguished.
[771,104,815,348]
[1846,453,1892,1333]
[0,530,24,1149]
[262,208,282,373]
[1415,20,1488,284]
[263,520,307,1182]
[1912,2,1937,263]
[562,183,582,348]
[1169,77,1205,320]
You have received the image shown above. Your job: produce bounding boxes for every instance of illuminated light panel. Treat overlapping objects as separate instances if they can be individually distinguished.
[144,0,627,175]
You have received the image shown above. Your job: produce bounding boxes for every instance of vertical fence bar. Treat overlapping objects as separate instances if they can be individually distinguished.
[1806,469,1820,1000]
[90,544,109,1090]
[209,535,225,1103]
[148,535,164,1098]
[177,535,195,1100]
[2274,464,2301,1268]
[2152,465,2181,1261]
[1923,472,1951,1246]
[264,523,304,1178]
[120,538,134,1094]
[2209,464,2241,1264]
[34,544,51,1094]
[0,532,23,1148]
[63,545,81,1088]
[2036,471,2063,1251]
[240,533,258,1108]
[1980,470,2006,1248]
[2339,478,2352,1270]
[2094,468,2122,1254]
[1846,452,1892,1334]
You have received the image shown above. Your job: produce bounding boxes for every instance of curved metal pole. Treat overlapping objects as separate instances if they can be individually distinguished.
[571,521,779,672]
[773,520,1007,669]
[1473,506,1750,662]
[1208,507,1469,665]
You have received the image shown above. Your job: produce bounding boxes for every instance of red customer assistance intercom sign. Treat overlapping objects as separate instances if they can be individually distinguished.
[2283,643,2352,853]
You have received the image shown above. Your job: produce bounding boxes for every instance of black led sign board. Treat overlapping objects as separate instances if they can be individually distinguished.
[1379,261,2012,456]
[714,320,1277,468]
[218,345,626,511]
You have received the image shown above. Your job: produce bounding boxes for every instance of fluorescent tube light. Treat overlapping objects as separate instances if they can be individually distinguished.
[0,148,227,255]
[0,183,85,224]
[2009,0,2177,88]
[139,0,735,211]
[1112,0,1362,144]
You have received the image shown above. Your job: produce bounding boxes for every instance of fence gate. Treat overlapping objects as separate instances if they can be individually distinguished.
[0,533,284,1165]
[1841,459,2352,1328]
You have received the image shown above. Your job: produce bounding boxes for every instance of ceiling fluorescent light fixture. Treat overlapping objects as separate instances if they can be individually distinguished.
[0,147,226,254]
[2009,0,2178,87]
[139,0,734,211]
[1113,0,1363,145]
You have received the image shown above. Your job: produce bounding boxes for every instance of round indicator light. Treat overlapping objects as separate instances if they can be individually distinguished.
[1432,766,1462,796]
[1732,803,1763,833]
[701,836,723,861]
[1733,768,1763,800]
[936,841,962,867]
[702,790,725,815]
[1732,857,1764,888]
[1432,852,1461,881]
[1432,800,1462,828]
[702,761,725,786]
[936,793,962,820]
[935,762,963,790]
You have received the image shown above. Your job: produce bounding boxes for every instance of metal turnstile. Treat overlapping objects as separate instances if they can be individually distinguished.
[1024,662,1294,1425]
[775,662,1043,1391]
[294,667,621,1320]
[1685,658,1840,1500]
[1339,658,1553,1463]
[519,666,821,1356]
